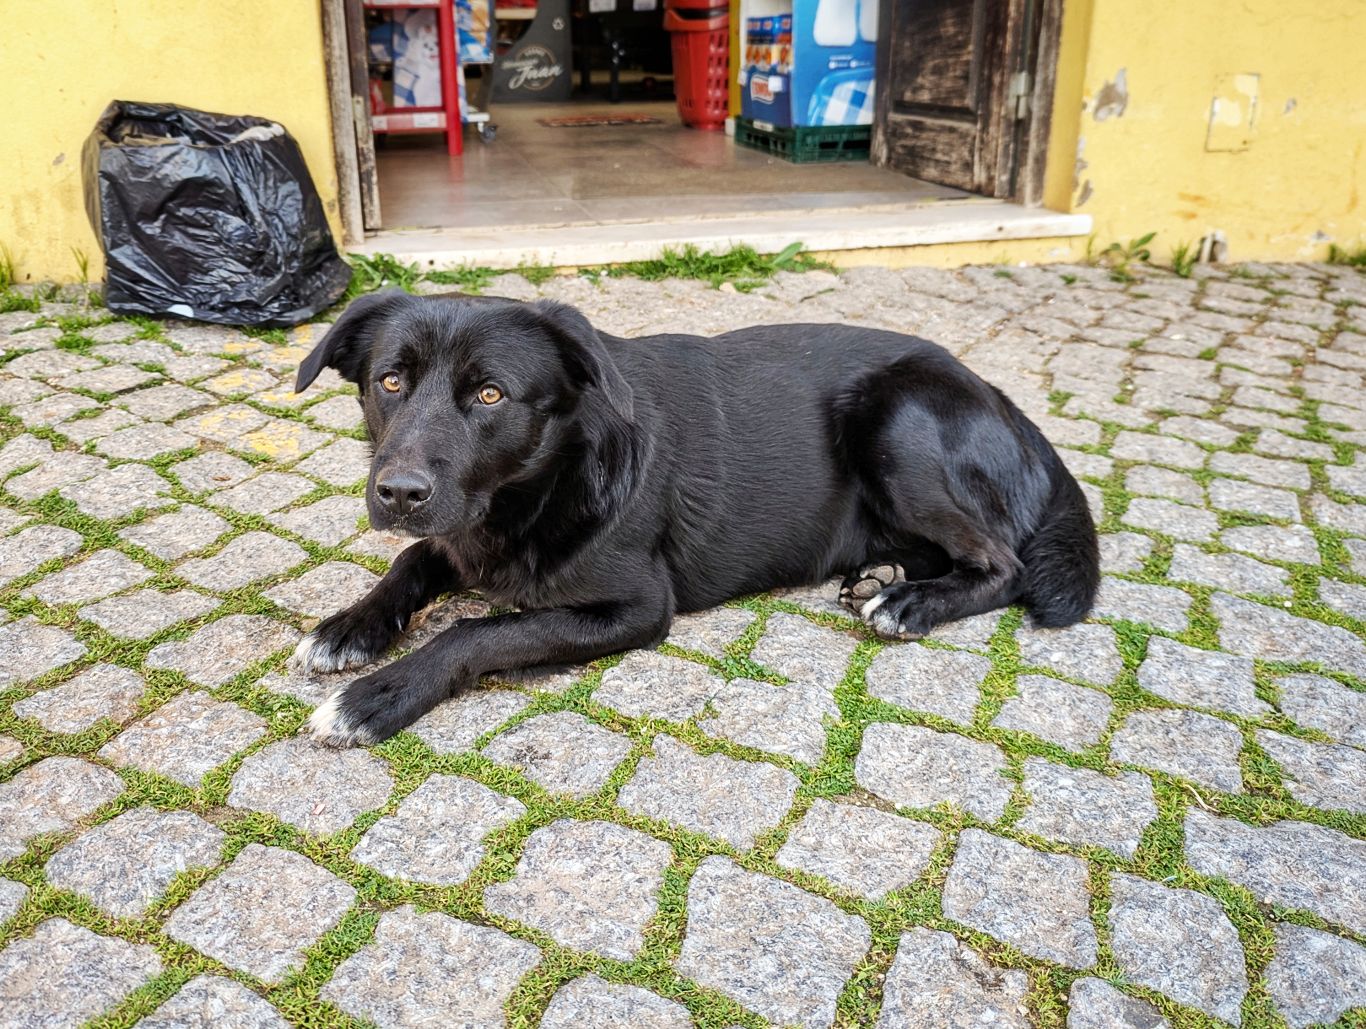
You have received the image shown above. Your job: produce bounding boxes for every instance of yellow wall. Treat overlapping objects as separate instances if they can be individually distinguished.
[1050,0,1366,263]
[0,1,341,284]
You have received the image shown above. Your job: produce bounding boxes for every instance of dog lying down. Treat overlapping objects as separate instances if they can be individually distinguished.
[293,289,1099,747]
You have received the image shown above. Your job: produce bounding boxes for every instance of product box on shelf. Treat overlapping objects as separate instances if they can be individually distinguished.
[739,14,792,126]
[738,0,876,128]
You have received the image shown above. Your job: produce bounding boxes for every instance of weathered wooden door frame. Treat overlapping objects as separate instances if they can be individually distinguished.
[871,0,1062,206]
[322,0,382,239]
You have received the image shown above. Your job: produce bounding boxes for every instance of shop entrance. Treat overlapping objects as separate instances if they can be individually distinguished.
[322,0,1065,253]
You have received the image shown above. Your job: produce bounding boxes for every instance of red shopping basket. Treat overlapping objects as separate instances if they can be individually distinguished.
[663,0,730,131]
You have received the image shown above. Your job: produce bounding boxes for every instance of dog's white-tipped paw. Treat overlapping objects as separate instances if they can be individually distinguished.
[862,592,919,640]
[307,690,379,748]
[291,633,364,675]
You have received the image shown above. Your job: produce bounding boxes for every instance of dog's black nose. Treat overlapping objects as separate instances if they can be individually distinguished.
[375,469,433,516]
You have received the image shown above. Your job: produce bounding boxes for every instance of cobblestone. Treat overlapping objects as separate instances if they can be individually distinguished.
[856,723,1012,819]
[118,505,230,559]
[23,548,152,605]
[166,843,356,981]
[1066,978,1168,1029]
[698,676,837,764]
[228,736,393,834]
[594,649,723,721]
[750,611,858,689]
[0,757,124,860]
[177,532,308,590]
[618,735,798,847]
[1185,809,1366,933]
[3,267,1365,1027]
[13,664,146,733]
[139,975,289,1028]
[1111,708,1245,793]
[865,644,989,724]
[1137,635,1268,716]
[1254,729,1366,813]
[99,691,267,787]
[483,711,632,797]
[678,856,869,1029]
[1109,873,1246,1023]
[878,928,1030,1029]
[145,614,299,686]
[485,819,673,959]
[1275,671,1366,746]
[942,830,1097,968]
[1263,923,1366,1029]
[322,906,539,1027]
[45,807,226,917]
[540,975,691,1029]
[352,774,525,884]
[776,799,940,898]
[81,587,219,638]
[0,919,162,1026]
[1016,758,1156,858]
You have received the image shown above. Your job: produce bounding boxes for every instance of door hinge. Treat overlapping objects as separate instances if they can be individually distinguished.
[1009,72,1032,120]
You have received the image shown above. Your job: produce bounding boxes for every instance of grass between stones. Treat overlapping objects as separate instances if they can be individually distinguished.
[0,266,1364,1029]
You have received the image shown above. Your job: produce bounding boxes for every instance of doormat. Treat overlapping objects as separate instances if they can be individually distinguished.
[537,114,664,127]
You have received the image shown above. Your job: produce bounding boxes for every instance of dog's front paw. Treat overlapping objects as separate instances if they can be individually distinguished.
[292,607,405,675]
[307,658,465,748]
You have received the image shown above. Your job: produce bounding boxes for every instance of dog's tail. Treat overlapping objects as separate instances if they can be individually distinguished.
[1017,459,1100,628]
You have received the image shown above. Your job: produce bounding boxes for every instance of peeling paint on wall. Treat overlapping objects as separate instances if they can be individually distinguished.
[1284,97,1297,114]
[1076,180,1094,207]
[1206,72,1260,152]
[1093,69,1129,121]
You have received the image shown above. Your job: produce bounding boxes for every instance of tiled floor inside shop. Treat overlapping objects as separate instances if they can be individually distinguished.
[374,100,972,230]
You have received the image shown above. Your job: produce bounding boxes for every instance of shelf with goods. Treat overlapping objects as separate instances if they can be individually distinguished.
[363,0,496,154]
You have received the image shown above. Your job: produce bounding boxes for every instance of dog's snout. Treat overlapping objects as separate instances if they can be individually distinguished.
[375,468,434,516]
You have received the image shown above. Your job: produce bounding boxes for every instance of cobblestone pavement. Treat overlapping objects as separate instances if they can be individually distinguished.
[1,260,1365,1028]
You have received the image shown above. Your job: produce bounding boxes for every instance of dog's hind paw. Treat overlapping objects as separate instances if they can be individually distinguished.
[839,563,903,615]
[860,587,926,641]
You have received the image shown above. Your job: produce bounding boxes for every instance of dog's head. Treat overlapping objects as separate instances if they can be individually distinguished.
[295,289,634,538]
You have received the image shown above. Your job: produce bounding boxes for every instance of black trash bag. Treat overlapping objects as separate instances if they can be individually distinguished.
[82,100,352,327]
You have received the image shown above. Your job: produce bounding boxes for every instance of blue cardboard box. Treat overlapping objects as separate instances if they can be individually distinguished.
[740,15,792,126]
[791,0,875,126]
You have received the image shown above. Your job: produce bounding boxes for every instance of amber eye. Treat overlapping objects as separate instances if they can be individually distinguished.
[381,373,402,393]
[477,384,503,405]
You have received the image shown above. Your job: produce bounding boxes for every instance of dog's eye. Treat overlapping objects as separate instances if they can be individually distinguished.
[477,384,503,405]
[381,373,402,393]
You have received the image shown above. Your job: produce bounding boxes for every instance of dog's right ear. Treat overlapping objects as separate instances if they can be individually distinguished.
[295,289,412,393]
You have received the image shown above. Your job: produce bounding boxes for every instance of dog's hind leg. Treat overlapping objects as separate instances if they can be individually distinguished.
[837,539,953,615]
[857,472,1026,640]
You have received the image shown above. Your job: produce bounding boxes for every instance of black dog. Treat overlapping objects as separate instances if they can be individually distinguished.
[293,289,1099,746]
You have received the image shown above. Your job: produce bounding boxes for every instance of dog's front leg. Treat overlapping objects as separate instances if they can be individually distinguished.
[292,539,462,674]
[308,593,671,747]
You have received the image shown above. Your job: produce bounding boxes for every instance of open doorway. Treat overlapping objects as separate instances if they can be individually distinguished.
[323,0,1061,243]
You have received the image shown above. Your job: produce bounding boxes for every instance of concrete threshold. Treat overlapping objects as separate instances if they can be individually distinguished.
[354,200,1092,270]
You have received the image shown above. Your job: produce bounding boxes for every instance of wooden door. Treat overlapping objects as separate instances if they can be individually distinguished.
[871,0,1033,198]
[344,0,383,230]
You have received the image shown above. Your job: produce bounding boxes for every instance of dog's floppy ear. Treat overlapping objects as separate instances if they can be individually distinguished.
[295,288,412,393]
[530,300,634,421]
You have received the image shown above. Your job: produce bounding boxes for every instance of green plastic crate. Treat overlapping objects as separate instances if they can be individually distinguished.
[734,118,872,164]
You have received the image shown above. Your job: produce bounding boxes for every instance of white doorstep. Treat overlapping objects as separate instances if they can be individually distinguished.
[354,201,1092,269]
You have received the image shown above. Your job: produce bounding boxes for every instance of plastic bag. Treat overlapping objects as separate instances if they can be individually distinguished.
[82,100,352,327]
